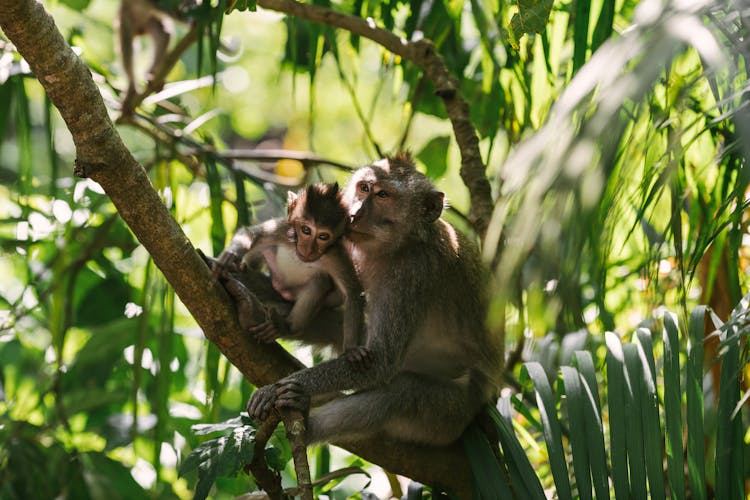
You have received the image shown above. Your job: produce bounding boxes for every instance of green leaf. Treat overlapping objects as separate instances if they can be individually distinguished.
[79,452,151,500]
[571,351,609,500]
[59,0,91,10]
[686,306,706,500]
[192,415,250,435]
[662,313,686,500]
[591,0,615,52]
[492,400,546,499]
[559,366,592,500]
[234,169,250,227]
[605,332,630,500]
[508,0,554,50]
[572,0,591,74]
[62,318,137,393]
[634,329,666,500]
[205,154,227,256]
[180,424,257,500]
[416,136,451,180]
[714,306,745,500]
[226,0,256,12]
[443,0,465,19]
[462,421,515,499]
[622,343,646,499]
[521,362,572,500]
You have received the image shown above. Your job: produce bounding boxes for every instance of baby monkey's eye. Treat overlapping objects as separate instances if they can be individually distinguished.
[318,233,330,241]
[300,225,312,235]
[376,190,388,198]
[359,182,370,193]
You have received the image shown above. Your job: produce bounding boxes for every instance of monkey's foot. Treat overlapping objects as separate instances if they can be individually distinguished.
[341,346,373,371]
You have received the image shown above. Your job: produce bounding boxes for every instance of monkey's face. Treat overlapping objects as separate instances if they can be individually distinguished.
[344,159,445,247]
[292,219,338,262]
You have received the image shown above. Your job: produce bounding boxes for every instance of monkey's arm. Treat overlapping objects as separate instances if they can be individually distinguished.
[247,291,417,419]
[212,217,288,280]
[320,246,365,350]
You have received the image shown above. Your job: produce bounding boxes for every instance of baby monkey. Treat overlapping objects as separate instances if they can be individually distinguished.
[213,183,367,363]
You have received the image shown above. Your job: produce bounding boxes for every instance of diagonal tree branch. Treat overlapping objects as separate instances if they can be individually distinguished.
[0,0,474,496]
[254,0,495,238]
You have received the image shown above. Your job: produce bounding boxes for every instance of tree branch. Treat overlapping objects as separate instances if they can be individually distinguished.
[0,0,475,496]
[254,0,494,237]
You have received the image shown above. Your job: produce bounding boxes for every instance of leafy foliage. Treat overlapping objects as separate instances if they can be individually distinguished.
[0,0,749,497]
[487,296,749,498]
[178,415,260,500]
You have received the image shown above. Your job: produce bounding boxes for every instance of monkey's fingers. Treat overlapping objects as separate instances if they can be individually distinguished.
[341,346,373,370]
[274,383,310,414]
[212,251,242,282]
[247,386,277,421]
[247,321,279,343]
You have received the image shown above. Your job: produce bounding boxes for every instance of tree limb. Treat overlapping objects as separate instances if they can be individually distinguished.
[254,0,495,238]
[0,0,474,496]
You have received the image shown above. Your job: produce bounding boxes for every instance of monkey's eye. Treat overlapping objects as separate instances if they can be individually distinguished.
[318,233,330,241]
[376,190,388,198]
[300,225,312,235]
[358,182,370,193]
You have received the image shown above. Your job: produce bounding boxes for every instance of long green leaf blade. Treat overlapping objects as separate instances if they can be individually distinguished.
[591,0,614,52]
[572,0,591,74]
[663,312,686,500]
[634,329,666,500]
[622,343,646,499]
[521,362,572,500]
[560,366,592,500]
[462,422,515,499]
[493,400,547,499]
[714,314,744,499]
[604,332,630,499]
[686,306,706,500]
[572,351,610,500]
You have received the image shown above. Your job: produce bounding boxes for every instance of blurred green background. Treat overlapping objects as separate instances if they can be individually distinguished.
[1,0,749,498]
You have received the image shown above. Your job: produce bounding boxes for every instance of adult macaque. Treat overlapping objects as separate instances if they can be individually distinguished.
[213,183,366,360]
[243,153,502,446]
[118,0,183,115]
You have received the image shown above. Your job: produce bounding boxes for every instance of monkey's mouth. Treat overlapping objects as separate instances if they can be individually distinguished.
[295,251,319,263]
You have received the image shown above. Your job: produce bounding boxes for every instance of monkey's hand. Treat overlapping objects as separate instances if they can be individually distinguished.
[246,383,279,421]
[274,379,310,414]
[340,346,373,371]
[246,380,310,421]
[211,248,243,282]
[248,306,290,343]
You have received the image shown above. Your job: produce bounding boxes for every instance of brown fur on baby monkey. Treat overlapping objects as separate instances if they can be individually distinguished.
[213,183,368,366]
[245,152,503,447]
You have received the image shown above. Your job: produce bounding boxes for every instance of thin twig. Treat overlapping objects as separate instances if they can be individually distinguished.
[281,410,313,500]
[246,414,286,500]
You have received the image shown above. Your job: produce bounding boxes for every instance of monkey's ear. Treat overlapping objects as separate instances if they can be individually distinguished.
[424,190,445,222]
[287,191,299,214]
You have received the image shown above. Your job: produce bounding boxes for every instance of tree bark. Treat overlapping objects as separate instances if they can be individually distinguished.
[0,0,474,496]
